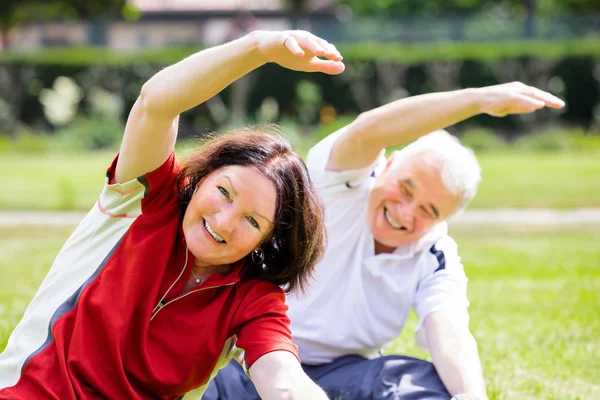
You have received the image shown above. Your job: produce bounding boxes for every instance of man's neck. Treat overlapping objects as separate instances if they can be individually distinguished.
[374,240,397,255]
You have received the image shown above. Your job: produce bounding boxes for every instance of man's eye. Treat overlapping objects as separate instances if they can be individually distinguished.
[248,217,260,230]
[217,186,230,198]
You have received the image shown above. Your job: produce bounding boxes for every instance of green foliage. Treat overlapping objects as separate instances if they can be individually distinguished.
[311,116,356,142]
[458,127,509,152]
[53,115,124,151]
[513,128,600,152]
[0,0,131,48]
[336,0,600,16]
[11,128,52,154]
[1,37,598,65]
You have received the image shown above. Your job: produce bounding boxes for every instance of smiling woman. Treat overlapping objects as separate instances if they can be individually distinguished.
[0,29,344,400]
[178,128,324,292]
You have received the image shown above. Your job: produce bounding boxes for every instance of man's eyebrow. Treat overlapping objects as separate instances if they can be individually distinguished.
[399,179,440,219]
[399,179,416,189]
[429,203,440,219]
[223,176,238,196]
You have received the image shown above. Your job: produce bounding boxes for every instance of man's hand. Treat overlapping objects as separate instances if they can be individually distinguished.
[475,81,565,117]
[254,30,345,75]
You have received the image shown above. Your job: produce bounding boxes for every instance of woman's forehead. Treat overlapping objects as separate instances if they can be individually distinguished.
[212,166,277,218]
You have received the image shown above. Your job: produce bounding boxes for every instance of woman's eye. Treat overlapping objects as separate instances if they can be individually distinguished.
[217,186,230,198]
[248,217,260,230]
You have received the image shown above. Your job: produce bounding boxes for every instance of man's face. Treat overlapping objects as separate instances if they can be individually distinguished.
[367,152,460,248]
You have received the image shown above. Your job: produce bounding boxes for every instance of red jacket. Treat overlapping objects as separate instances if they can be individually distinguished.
[0,153,297,399]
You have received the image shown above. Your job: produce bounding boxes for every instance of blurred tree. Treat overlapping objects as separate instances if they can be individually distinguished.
[334,0,600,16]
[286,0,310,12]
[0,0,130,49]
[0,0,132,136]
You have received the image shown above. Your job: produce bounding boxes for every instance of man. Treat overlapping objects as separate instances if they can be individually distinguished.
[203,82,564,400]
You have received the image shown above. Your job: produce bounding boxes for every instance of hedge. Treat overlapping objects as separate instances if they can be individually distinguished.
[1,37,599,65]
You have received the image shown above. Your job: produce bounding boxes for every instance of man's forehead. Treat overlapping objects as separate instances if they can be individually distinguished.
[387,152,437,179]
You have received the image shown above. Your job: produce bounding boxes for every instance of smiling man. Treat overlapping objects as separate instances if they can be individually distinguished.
[204,81,565,400]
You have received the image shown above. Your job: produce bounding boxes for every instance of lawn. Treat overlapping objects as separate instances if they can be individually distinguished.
[0,150,599,211]
[0,224,598,399]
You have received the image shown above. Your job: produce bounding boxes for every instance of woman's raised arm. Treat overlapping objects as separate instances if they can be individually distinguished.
[115,30,344,183]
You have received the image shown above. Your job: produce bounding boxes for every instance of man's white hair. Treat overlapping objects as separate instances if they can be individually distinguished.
[394,129,482,217]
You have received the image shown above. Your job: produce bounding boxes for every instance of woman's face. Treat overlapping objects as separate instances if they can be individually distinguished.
[182,165,277,268]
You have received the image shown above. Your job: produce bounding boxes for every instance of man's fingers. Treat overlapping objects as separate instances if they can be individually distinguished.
[525,88,566,109]
[283,36,305,57]
[515,93,545,113]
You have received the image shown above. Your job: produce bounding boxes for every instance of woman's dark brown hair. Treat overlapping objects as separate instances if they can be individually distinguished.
[176,126,326,293]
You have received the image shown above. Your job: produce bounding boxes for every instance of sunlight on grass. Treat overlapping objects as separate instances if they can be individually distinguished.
[386,225,600,400]
[0,225,598,399]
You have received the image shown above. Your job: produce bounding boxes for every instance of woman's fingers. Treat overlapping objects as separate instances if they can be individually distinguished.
[283,36,305,57]
[315,37,343,61]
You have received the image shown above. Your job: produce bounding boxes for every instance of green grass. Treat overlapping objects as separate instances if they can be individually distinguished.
[470,153,600,209]
[1,225,598,399]
[387,224,600,400]
[0,150,598,211]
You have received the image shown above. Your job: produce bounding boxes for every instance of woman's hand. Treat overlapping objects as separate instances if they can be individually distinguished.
[254,30,345,75]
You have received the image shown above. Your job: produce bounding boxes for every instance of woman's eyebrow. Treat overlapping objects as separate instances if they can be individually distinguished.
[223,175,272,225]
[223,176,238,196]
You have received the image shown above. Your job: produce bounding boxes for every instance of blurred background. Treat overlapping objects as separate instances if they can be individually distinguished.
[0,1,598,399]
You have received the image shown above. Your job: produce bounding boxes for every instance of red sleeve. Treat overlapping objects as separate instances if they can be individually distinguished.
[105,152,180,215]
[233,282,299,369]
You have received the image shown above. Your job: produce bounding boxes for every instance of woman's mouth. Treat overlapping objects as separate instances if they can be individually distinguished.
[203,219,226,243]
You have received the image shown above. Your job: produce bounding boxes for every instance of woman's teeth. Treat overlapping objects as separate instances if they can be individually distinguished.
[204,219,225,243]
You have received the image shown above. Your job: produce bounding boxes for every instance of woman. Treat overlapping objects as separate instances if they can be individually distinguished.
[0,30,345,399]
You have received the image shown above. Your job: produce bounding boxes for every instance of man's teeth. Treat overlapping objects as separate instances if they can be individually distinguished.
[204,220,225,243]
[384,208,405,230]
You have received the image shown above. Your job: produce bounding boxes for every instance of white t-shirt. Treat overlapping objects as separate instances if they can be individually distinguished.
[287,128,470,365]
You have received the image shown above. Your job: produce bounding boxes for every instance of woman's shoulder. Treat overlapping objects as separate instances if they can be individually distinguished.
[236,277,285,298]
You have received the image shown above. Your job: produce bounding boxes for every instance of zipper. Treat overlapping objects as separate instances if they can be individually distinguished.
[150,247,239,321]
[150,281,237,321]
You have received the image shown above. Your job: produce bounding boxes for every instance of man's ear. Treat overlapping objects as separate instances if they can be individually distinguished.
[383,150,397,173]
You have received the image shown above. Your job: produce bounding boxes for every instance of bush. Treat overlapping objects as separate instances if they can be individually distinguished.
[311,116,356,143]
[459,128,509,152]
[12,128,52,154]
[53,115,124,151]
[513,128,572,152]
[512,127,600,152]
[571,130,600,152]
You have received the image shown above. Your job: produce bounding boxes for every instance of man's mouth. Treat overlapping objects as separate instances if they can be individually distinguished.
[203,219,226,243]
[384,207,407,231]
